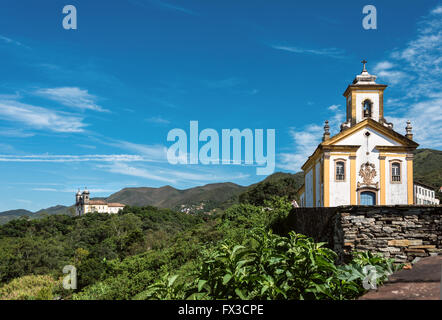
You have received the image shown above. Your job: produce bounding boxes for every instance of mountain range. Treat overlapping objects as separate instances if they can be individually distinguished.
[1,148,440,224]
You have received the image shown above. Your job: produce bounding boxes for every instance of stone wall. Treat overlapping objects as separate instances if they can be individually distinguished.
[280,205,442,264]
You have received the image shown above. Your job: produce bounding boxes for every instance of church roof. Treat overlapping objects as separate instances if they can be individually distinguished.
[88,200,107,205]
[301,118,419,171]
[85,200,125,207]
[108,203,125,207]
[322,118,418,148]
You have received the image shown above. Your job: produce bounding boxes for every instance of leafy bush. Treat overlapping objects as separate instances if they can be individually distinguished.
[142,228,400,300]
[0,275,62,300]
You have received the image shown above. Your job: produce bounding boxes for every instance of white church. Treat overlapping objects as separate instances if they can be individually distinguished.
[297,61,426,207]
[75,188,125,216]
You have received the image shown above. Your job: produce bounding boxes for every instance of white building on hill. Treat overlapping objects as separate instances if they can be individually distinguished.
[414,182,440,205]
[75,189,125,216]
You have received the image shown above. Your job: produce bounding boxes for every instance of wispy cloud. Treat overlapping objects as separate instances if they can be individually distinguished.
[388,96,442,148]
[0,99,86,133]
[270,45,345,59]
[99,162,176,184]
[328,104,340,111]
[145,116,170,125]
[110,140,168,161]
[373,61,408,85]
[0,128,35,138]
[76,144,97,150]
[0,35,29,49]
[99,162,249,185]
[0,154,154,163]
[375,5,442,147]
[34,87,108,112]
[154,0,196,15]
[32,187,117,193]
[278,105,344,171]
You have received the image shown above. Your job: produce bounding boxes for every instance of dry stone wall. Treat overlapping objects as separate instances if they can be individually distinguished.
[281,205,442,263]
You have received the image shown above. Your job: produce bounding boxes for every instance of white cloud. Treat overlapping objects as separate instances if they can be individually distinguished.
[278,124,323,172]
[0,35,29,48]
[388,97,442,148]
[35,87,108,112]
[99,161,249,185]
[111,140,167,161]
[431,6,442,14]
[145,116,170,125]
[99,162,177,184]
[278,105,344,172]
[32,187,117,193]
[373,61,408,85]
[32,188,58,192]
[379,5,442,146]
[271,45,345,59]
[0,128,35,138]
[0,154,152,163]
[328,104,340,111]
[0,99,86,133]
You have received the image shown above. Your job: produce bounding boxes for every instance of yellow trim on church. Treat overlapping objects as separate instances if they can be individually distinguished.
[350,155,356,205]
[322,119,418,148]
[379,156,386,205]
[323,156,330,207]
[407,156,414,204]
[312,161,316,207]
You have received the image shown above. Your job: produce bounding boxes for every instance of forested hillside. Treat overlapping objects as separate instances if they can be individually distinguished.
[0,206,201,294]
[413,148,442,191]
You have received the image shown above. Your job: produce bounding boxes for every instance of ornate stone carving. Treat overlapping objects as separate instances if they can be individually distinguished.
[358,161,378,188]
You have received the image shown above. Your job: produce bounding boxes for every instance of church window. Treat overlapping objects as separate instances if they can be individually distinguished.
[362,99,372,118]
[335,160,346,181]
[391,162,401,182]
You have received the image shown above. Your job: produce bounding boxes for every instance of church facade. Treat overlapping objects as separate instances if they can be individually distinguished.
[297,62,419,207]
[75,189,125,216]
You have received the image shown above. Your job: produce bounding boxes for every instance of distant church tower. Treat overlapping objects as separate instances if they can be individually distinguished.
[75,188,125,215]
[297,61,419,207]
[75,188,90,215]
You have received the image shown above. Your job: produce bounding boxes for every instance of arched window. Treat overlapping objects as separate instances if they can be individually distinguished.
[363,99,372,118]
[391,162,401,182]
[335,161,345,181]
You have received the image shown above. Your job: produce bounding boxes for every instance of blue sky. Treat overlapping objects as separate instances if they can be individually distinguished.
[0,0,441,211]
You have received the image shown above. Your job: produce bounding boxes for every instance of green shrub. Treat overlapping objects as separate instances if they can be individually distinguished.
[0,275,62,300]
[143,228,400,300]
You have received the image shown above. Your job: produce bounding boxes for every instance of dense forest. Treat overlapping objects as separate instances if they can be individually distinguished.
[0,197,400,300]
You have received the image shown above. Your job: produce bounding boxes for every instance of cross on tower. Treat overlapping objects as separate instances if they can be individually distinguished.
[361,59,368,71]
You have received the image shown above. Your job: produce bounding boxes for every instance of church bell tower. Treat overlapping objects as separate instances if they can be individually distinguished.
[342,60,389,128]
